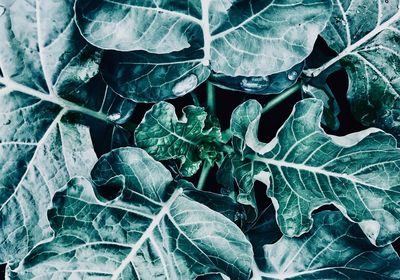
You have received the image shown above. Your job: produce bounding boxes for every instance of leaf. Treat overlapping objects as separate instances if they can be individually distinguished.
[75,0,332,77]
[245,205,282,269]
[209,62,304,95]
[252,211,400,279]
[301,83,340,130]
[101,50,211,102]
[237,98,400,246]
[0,0,130,264]
[311,0,400,138]
[9,148,253,280]
[135,102,223,177]
[217,100,268,222]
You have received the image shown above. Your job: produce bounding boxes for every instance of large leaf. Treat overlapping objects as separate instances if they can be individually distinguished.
[252,211,400,279]
[135,102,223,177]
[308,0,400,138]
[75,0,332,102]
[0,0,131,264]
[9,148,253,279]
[236,98,400,246]
[101,50,211,102]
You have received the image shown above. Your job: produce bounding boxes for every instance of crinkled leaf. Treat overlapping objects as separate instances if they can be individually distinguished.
[210,62,304,95]
[101,50,211,102]
[316,0,400,138]
[239,98,400,246]
[0,0,131,264]
[252,211,400,279]
[75,0,332,92]
[9,148,253,280]
[135,102,223,177]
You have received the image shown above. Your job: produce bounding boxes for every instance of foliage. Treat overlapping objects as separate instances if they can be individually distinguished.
[1,0,399,279]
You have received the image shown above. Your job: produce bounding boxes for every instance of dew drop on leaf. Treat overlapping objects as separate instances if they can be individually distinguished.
[240,76,270,92]
[0,5,5,17]
[287,70,298,81]
[107,113,121,122]
[172,74,198,96]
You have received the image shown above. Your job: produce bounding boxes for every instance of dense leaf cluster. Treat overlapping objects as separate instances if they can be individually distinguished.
[0,0,399,279]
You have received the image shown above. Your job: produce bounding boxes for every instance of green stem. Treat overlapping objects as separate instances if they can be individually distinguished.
[190,91,200,106]
[207,81,216,114]
[261,82,302,114]
[197,162,212,190]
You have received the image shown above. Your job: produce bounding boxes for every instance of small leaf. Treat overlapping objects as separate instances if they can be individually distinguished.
[135,102,223,177]
[238,98,400,246]
[252,211,400,279]
[302,83,340,130]
[9,148,253,279]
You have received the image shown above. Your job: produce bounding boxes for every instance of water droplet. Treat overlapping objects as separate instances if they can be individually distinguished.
[172,74,198,96]
[0,6,5,17]
[3,119,11,125]
[107,113,121,122]
[372,75,378,81]
[287,70,298,81]
[385,0,389,3]
[240,76,270,92]
[356,9,360,14]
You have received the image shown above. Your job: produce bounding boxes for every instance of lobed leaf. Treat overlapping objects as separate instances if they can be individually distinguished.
[135,102,223,176]
[9,148,253,280]
[235,98,400,246]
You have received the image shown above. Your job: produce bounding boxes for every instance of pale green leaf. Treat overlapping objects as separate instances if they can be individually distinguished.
[135,102,223,177]
[9,148,253,280]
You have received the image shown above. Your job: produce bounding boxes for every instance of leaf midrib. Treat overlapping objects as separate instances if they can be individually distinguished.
[0,76,111,123]
[110,188,183,280]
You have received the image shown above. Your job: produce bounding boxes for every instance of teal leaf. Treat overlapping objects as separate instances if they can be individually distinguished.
[101,51,211,102]
[75,0,332,77]
[252,211,400,279]
[238,98,400,246]
[301,83,340,130]
[311,0,400,138]
[210,62,304,95]
[0,0,129,265]
[135,102,223,177]
[9,148,253,279]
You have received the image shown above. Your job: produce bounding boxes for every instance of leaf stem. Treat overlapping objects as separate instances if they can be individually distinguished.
[190,91,200,106]
[261,82,301,114]
[197,162,212,190]
[207,81,216,114]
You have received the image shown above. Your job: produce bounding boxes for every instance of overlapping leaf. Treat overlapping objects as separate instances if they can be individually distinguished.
[135,102,223,176]
[9,148,253,279]
[75,0,332,101]
[311,0,400,138]
[0,0,133,264]
[235,98,400,246]
[252,211,400,279]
